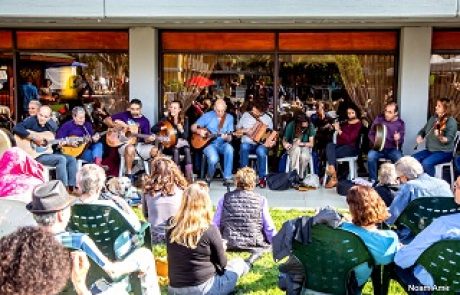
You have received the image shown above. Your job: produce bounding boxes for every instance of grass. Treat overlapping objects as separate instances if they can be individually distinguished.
[134,208,407,294]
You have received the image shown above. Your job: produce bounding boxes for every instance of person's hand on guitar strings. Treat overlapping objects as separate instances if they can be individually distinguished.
[145,134,156,143]
[198,128,208,138]
[31,135,45,146]
[221,133,231,142]
[416,135,424,145]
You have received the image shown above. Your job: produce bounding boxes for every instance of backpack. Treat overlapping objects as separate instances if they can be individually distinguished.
[266,170,300,190]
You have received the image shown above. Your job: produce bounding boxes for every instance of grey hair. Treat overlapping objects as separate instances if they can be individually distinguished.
[72,106,86,117]
[378,163,398,185]
[77,164,106,195]
[395,156,424,180]
[29,100,42,107]
[33,212,57,226]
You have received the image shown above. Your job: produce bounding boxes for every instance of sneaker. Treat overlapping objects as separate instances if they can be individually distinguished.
[258,178,267,188]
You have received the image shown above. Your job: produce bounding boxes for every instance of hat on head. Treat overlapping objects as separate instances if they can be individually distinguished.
[27,180,75,214]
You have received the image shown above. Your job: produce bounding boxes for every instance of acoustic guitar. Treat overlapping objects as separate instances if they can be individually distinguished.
[191,128,232,150]
[157,120,178,149]
[14,130,85,159]
[106,126,169,148]
[60,131,108,157]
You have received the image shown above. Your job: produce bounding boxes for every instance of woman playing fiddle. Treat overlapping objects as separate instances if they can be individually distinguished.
[414,98,458,176]
[151,100,193,182]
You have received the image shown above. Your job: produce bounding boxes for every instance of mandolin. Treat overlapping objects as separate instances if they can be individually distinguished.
[60,131,107,157]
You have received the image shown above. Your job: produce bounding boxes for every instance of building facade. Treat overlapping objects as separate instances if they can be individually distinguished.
[2,0,460,155]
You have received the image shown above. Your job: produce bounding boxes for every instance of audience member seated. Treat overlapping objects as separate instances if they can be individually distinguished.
[387,156,453,225]
[324,106,363,188]
[27,180,161,295]
[393,176,460,292]
[282,113,316,180]
[0,226,71,295]
[213,167,276,253]
[374,163,400,207]
[341,185,399,292]
[142,156,188,243]
[0,147,45,202]
[167,182,249,295]
[77,164,141,231]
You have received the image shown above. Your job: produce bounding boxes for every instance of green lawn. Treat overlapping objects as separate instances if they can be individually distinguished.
[135,208,407,294]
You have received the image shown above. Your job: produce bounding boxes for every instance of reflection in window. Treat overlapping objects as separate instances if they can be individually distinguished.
[429,54,460,122]
[0,53,14,116]
[279,54,395,124]
[18,52,129,118]
[163,54,274,124]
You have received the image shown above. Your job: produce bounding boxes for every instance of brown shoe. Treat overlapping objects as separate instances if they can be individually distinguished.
[325,173,338,189]
[326,165,336,177]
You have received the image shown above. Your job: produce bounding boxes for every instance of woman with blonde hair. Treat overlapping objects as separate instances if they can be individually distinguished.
[213,167,276,253]
[340,185,399,292]
[142,156,188,243]
[167,182,249,295]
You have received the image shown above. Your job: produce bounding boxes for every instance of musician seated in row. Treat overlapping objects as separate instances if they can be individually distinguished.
[13,105,77,191]
[414,98,458,176]
[28,99,41,117]
[236,98,274,188]
[324,106,362,188]
[282,113,315,180]
[103,99,159,182]
[367,102,405,183]
[191,98,234,186]
[151,100,193,182]
[56,106,104,167]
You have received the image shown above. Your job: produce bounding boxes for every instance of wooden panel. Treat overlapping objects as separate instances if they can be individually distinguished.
[0,30,13,50]
[162,32,275,52]
[17,31,128,50]
[279,31,398,52]
[432,31,460,51]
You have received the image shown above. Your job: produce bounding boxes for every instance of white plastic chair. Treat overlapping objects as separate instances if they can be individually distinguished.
[43,165,56,182]
[434,131,460,189]
[119,155,150,177]
[285,149,315,176]
[0,199,37,237]
[248,153,269,176]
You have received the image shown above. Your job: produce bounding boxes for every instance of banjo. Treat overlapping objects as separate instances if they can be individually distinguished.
[372,123,387,151]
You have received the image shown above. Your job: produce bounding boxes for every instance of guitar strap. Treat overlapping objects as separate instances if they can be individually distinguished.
[217,114,226,133]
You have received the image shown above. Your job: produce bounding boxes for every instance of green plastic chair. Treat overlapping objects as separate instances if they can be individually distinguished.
[65,203,152,295]
[394,197,460,236]
[417,240,460,294]
[292,224,375,295]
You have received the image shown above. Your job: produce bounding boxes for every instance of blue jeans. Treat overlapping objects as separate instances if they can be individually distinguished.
[80,142,104,163]
[204,139,234,180]
[367,148,403,181]
[412,150,452,176]
[240,143,268,178]
[37,153,77,187]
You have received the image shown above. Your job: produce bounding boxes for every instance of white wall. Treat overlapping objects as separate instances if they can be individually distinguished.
[129,27,158,125]
[398,27,433,155]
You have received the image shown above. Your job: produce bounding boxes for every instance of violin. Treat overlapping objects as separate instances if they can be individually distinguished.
[435,114,448,137]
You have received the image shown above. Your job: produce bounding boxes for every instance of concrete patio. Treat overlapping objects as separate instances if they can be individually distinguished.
[207,180,348,210]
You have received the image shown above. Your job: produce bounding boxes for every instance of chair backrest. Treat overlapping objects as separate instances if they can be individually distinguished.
[0,199,36,237]
[452,131,460,157]
[69,203,140,260]
[417,240,460,294]
[292,224,373,295]
[395,197,460,236]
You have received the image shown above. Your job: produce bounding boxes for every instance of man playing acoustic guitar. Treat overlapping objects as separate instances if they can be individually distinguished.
[191,98,234,186]
[13,105,77,191]
[56,106,104,167]
[103,99,159,182]
[235,98,275,188]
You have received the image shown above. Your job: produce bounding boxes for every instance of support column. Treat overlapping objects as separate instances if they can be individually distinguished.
[398,27,432,155]
[129,27,158,124]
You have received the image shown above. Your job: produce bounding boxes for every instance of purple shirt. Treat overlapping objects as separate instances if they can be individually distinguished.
[368,115,405,149]
[111,111,151,135]
[56,120,94,139]
[212,192,277,243]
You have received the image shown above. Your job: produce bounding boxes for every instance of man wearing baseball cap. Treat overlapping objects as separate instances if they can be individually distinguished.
[27,180,160,295]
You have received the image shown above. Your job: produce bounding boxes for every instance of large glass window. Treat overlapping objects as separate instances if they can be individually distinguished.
[163,54,274,122]
[279,54,395,123]
[18,52,129,117]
